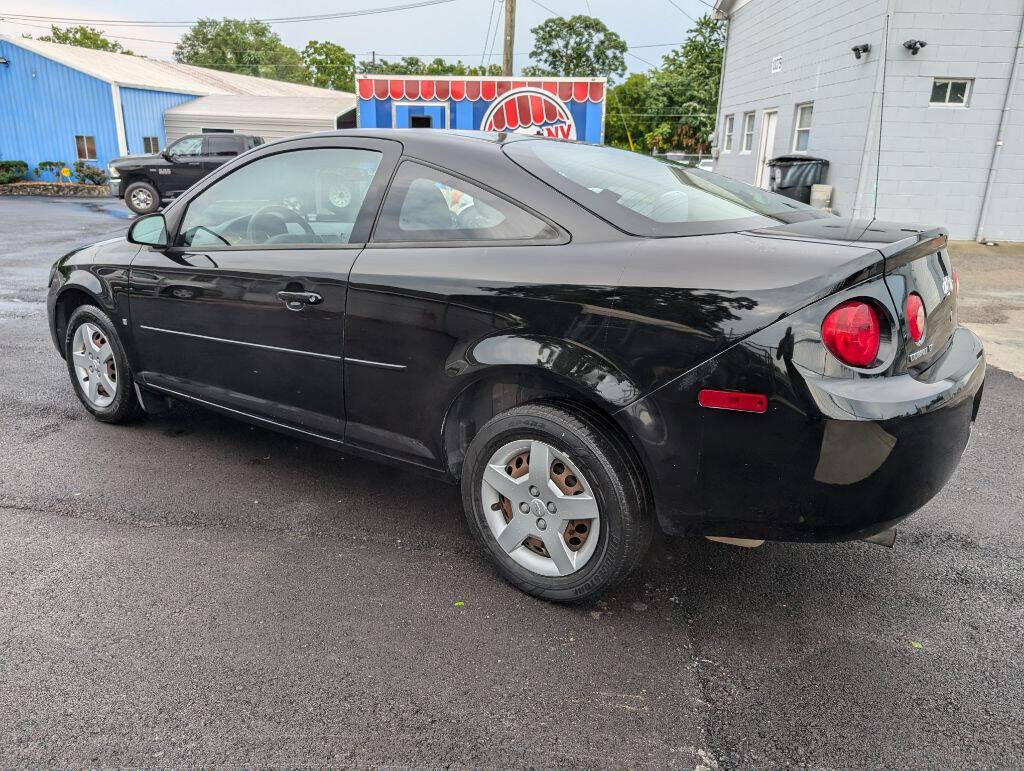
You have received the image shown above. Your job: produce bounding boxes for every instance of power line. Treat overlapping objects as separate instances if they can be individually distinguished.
[485,0,504,65]
[0,0,461,28]
[6,17,686,57]
[626,50,657,68]
[663,0,698,24]
[525,0,562,17]
[481,0,498,65]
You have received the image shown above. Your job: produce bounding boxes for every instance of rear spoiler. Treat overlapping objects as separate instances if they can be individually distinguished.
[877,228,947,270]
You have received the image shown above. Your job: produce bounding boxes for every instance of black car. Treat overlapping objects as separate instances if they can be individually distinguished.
[48,130,985,601]
[109,133,264,215]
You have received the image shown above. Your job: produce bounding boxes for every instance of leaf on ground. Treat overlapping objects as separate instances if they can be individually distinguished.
[910,641,924,649]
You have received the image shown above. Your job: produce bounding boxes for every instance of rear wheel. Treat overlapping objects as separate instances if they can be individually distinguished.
[64,305,143,423]
[124,181,160,214]
[461,403,652,602]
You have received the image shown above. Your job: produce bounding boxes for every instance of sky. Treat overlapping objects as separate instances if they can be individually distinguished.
[0,0,716,77]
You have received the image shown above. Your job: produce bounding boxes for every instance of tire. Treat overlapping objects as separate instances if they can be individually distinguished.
[461,403,653,602]
[64,305,144,423]
[124,180,160,214]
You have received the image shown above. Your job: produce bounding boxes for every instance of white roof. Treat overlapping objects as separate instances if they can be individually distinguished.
[164,94,356,119]
[1,34,346,98]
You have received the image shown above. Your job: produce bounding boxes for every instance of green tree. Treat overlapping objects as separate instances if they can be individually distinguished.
[522,15,626,80]
[357,56,500,76]
[174,19,306,84]
[302,40,355,91]
[604,13,724,154]
[645,14,724,153]
[33,25,133,55]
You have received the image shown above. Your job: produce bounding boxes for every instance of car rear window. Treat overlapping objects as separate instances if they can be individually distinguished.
[505,140,824,237]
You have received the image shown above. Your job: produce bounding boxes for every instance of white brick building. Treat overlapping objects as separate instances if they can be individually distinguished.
[711,0,1024,241]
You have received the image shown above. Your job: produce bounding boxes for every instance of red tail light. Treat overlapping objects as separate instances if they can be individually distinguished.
[953,270,959,297]
[821,300,881,367]
[906,292,926,342]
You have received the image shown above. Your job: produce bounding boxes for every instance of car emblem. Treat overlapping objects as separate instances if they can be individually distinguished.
[480,87,577,140]
[941,276,954,296]
[908,344,933,363]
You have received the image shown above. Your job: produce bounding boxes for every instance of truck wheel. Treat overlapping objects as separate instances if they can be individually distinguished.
[461,403,653,602]
[124,181,160,214]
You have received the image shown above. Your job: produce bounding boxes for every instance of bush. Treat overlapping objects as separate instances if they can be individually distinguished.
[72,160,108,185]
[0,161,28,184]
[34,161,67,181]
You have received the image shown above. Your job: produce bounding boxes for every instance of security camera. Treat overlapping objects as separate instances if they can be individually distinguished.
[903,39,927,55]
[851,43,871,59]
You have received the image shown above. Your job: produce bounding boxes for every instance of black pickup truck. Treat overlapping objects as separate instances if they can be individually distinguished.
[109,133,264,214]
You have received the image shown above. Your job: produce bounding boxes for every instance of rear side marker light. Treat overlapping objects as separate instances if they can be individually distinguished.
[906,292,926,342]
[822,300,881,367]
[698,389,768,413]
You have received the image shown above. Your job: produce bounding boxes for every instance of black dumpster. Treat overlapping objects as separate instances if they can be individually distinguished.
[767,155,829,203]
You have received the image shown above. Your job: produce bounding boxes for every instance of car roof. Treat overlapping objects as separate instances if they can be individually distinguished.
[265,128,547,156]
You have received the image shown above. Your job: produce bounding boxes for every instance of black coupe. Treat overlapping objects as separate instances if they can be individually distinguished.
[47,130,985,601]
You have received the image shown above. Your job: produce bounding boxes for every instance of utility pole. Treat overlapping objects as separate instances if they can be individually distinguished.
[502,0,516,76]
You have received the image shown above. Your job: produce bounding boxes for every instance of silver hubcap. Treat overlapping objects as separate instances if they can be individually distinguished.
[480,439,601,577]
[130,188,153,210]
[328,185,352,209]
[71,322,117,408]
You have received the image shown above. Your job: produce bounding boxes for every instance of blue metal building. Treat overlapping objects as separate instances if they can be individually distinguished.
[0,34,342,178]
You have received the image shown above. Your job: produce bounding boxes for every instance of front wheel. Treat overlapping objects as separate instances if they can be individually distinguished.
[64,305,143,423]
[461,403,653,602]
[124,181,160,214]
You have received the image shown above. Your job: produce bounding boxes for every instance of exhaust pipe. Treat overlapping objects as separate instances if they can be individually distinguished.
[861,528,897,548]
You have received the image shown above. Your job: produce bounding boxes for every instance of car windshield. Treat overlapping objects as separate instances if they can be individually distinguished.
[505,140,826,237]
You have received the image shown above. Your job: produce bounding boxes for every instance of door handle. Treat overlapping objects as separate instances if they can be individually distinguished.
[277,290,323,310]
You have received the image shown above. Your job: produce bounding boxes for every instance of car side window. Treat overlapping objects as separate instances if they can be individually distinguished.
[168,137,203,157]
[176,148,382,248]
[373,161,557,243]
[206,136,241,157]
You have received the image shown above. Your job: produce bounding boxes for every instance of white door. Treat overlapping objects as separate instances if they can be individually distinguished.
[755,110,778,189]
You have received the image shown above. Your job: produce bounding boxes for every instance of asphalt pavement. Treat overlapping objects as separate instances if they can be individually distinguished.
[1,196,1022,767]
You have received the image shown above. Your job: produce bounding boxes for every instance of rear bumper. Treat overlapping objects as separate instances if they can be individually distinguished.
[619,326,985,541]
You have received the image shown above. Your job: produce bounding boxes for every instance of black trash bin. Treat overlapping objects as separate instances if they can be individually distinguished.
[767,156,829,203]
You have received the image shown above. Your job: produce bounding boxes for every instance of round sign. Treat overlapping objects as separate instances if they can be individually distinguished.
[60,167,71,178]
[480,87,576,140]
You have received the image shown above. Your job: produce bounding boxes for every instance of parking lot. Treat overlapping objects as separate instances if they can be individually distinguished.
[1,196,1022,767]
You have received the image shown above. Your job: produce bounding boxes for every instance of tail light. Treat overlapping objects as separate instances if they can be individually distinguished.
[821,300,881,367]
[953,270,959,297]
[906,292,926,342]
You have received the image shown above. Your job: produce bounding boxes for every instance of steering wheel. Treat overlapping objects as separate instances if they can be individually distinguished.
[246,204,316,244]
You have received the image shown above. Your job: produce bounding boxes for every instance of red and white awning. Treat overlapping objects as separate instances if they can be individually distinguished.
[356,76,605,104]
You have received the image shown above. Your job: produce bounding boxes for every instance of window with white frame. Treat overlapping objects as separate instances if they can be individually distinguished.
[143,136,160,153]
[930,78,972,106]
[741,112,755,152]
[75,135,97,161]
[722,114,735,152]
[792,103,813,152]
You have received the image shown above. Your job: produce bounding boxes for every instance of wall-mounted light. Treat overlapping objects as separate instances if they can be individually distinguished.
[0,56,9,66]
[852,44,871,60]
[903,39,928,55]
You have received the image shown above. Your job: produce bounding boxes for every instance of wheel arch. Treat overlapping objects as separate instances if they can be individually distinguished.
[52,282,112,359]
[440,364,655,497]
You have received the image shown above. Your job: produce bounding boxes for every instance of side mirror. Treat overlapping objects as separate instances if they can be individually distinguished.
[161,150,174,162]
[128,213,168,248]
